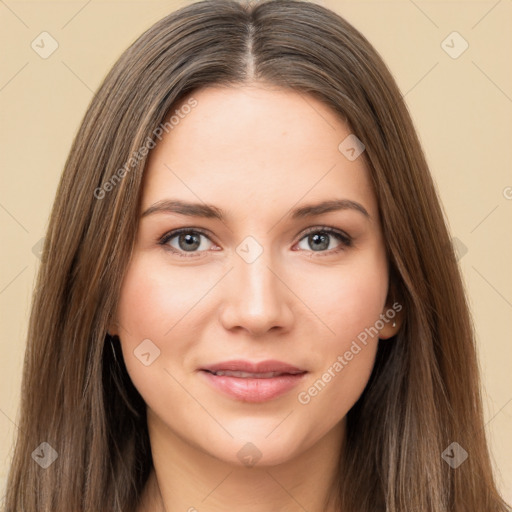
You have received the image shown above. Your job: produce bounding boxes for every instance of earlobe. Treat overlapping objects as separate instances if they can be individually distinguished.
[378,301,404,340]
[378,320,400,340]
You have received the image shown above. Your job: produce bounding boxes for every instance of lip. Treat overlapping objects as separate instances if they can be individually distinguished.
[201,359,305,374]
[199,359,307,403]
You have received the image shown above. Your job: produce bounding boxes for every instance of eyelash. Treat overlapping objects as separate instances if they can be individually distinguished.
[158,226,353,259]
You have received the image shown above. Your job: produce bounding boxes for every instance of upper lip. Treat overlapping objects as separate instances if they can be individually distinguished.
[201,359,306,375]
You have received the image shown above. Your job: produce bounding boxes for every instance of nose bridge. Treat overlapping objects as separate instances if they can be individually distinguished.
[240,252,276,302]
[236,245,281,312]
[220,237,292,335]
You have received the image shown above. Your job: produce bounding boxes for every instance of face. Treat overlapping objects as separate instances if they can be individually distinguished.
[112,84,397,467]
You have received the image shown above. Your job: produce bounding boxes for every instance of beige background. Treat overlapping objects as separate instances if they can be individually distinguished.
[1,0,511,504]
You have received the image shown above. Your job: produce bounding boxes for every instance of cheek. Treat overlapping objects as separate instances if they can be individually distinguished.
[113,254,215,396]
[304,250,388,343]
[294,251,387,418]
[115,253,219,340]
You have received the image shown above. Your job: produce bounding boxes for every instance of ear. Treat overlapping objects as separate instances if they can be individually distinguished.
[378,300,404,340]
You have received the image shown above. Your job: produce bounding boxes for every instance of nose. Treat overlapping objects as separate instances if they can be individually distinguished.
[219,250,294,337]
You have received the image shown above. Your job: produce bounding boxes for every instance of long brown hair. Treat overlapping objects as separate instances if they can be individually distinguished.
[3,1,509,510]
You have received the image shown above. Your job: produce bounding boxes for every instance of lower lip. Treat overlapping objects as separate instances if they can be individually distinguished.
[200,370,307,402]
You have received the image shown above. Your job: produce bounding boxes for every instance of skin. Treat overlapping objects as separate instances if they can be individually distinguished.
[110,83,401,512]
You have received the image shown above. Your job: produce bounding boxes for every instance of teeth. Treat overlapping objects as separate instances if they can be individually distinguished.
[213,370,287,378]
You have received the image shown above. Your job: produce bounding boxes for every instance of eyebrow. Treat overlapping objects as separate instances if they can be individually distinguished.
[141,198,370,221]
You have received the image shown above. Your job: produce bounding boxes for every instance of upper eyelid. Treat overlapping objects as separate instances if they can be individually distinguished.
[160,227,214,244]
[300,225,350,238]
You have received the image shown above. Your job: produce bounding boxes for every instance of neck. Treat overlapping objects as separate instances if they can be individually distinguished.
[138,409,345,512]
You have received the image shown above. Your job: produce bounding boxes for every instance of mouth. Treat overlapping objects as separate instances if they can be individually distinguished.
[203,369,305,378]
[199,360,307,402]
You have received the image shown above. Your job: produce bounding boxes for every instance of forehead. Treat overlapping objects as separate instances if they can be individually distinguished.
[141,84,377,220]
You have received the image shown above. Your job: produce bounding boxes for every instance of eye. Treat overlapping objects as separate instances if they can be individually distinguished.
[159,228,216,258]
[158,226,352,259]
[296,227,352,255]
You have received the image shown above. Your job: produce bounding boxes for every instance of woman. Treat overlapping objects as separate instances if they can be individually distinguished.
[3,0,510,511]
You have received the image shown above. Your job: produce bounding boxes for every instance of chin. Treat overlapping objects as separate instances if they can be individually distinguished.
[196,421,314,469]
